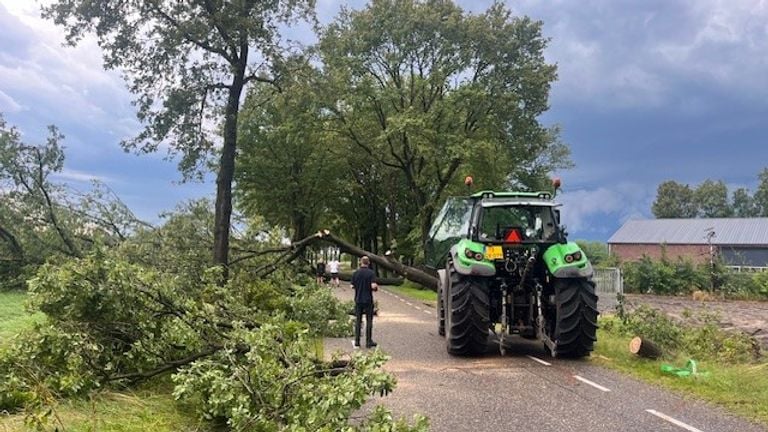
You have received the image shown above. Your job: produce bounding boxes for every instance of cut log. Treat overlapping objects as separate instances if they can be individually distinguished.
[629,336,662,359]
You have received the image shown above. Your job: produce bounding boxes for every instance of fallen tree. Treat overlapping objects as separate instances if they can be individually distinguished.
[247,230,439,289]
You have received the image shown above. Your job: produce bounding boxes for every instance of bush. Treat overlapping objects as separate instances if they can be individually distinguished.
[622,256,708,295]
[0,244,427,430]
[751,271,768,298]
[605,305,761,363]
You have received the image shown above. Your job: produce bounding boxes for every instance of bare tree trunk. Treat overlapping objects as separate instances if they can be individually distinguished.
[213,60,246,283]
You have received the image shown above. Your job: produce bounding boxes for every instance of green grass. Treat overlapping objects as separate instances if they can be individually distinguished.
[0,292,44,343]
[0,380,208,432]
[387,282,437,304]
[0,294,205,432]
[593,318,768,425]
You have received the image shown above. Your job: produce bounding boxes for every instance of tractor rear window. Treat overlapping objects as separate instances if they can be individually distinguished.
[479,206,556,242]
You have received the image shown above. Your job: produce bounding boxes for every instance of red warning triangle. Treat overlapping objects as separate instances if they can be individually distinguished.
[504,229,522,243]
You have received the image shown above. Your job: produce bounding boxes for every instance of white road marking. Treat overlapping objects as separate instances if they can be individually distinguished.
[646,410,705,432]
[423,310,432,315]
[399,298,405,302]
[573,375,611,392]
[405,302,413,306]
[414,306,423,311]
[526,355,552,366]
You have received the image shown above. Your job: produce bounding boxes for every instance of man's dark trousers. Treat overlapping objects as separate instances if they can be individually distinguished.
[354,302,374,346]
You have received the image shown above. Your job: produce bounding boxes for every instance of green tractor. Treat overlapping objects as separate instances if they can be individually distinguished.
[426,184,598,357]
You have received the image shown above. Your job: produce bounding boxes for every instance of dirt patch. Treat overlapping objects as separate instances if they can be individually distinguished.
[624,294,768,350]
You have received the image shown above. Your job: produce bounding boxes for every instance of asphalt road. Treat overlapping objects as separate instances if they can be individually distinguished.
[325,285,767,432]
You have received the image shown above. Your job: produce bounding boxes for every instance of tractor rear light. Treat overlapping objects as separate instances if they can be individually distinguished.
[564,254,574,263]
[464,248,475,259]
[474,253,484,261]
[573,251,582,261]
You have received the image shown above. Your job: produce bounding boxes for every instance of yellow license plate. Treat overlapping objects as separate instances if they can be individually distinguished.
[485,245,503,260]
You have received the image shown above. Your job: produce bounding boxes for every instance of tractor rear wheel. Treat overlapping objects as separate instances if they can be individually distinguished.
[437,271,446,336]
[446,265,490,355]
[554,278,599,358]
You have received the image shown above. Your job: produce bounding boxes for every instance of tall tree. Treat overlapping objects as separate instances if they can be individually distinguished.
[754,168,768,217]
[237,61,342,241]
[317,0,568,253]
[732,187,758,217]
[694,179,732,217]
[651,180,697,218]
[44,0,314,280]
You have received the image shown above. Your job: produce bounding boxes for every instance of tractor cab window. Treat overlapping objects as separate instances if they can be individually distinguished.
[425,198,474,267]
[479,205,555,242]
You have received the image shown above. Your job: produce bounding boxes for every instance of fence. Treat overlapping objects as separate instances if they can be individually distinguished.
[593,267,623,312]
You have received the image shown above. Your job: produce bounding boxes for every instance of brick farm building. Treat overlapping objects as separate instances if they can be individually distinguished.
[608,218,768,268]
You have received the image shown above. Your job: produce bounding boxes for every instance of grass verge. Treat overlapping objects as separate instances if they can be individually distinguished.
[387,282,437,304]
[0,379,207,432]
[593,318,768,425]
[0,292,43,343]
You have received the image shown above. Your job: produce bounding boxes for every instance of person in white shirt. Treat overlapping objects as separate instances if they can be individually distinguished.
[328,257,341,287]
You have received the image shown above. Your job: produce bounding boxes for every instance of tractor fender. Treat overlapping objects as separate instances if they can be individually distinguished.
[543,242,594,279]
[449,244,496,277]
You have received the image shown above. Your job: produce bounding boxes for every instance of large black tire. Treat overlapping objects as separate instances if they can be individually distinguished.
[437,278,446,336]
[554,278,599,358]
[446,265,490,355]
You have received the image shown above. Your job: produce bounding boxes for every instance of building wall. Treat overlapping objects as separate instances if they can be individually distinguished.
[609,243,712,264]
[720,247,768,267]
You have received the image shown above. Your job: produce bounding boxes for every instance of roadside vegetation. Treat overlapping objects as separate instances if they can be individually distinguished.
[388,282,438,304]
[0,292,42,343]
[622,254,768,300]
[595,306,768,425]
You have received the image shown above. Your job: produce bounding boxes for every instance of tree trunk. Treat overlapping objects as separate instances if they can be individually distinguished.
[629,336,662,359]
[318,231,438,289]
[213,66,246,282]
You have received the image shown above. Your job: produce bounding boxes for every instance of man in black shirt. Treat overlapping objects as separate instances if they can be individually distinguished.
[351,256,378,348]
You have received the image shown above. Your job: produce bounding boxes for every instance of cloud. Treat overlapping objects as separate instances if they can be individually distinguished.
[510,0,768,111]
[0,89,22,112]
[0,1,135,149]
[53,168,114,184]
[558,182,654,236]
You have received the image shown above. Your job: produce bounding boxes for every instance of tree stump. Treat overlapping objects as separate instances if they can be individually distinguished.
[629,336,662,359]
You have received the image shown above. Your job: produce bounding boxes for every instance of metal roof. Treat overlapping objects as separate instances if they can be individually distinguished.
[607,218,768,246]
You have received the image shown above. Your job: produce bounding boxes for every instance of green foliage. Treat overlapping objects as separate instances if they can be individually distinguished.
[622,255,708,295]
[651,180,697,218]
[237,0,570,258]
[605,306,760,363]
[594,319,768,425]
[0,291,44,342]
[574,240,609,266]
[732,187,758,217]
[755,168,768,217]
[753,271,768,296]
[695,179,732,217]
[622,255,768,299]
[651,168,768,218]
[0,206,423,430]
[237,59,344,240]
[0,116,147,290]
[172,322,426,431]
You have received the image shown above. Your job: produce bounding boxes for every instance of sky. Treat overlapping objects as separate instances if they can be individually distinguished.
[1,0,767,241]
